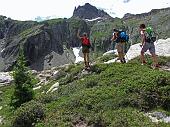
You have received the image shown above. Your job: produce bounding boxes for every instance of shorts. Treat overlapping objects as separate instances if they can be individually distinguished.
[116,42,125,54]
[141,42,155,54]
[82,46,90,53]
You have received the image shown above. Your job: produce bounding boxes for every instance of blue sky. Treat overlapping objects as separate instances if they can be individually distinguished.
[0,0,169,21]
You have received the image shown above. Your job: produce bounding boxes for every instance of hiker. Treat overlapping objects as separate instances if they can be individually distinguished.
[111,29,128,63]
[139,24,159,68]
[77,30,91,70]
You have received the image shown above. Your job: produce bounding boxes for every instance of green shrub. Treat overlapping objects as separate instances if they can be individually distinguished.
[157,56,170,66]
[90,64,108,74]
[84,77,98,88]
[97,54,117,63]
[36,93,58,104]
[12,100,45,127]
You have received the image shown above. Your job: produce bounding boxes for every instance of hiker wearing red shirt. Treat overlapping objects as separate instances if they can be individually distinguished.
[77,30,91,70]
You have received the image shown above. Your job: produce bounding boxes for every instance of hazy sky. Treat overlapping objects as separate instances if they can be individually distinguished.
[0,0,169,21]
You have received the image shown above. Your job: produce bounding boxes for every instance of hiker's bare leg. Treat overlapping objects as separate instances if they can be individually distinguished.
[122,43,126,62]
[86,53,90,67]
[117,42,125,63]
[116,44,122,62]
[151,53,158,66]
[83,53,87,67]
[140,52,146,63]
[120,52,124,61]
[119,46,124,62]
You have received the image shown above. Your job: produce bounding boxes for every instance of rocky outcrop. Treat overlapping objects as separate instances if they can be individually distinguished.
[0,17,90,71]
[123,7,170,20]
[73,3,112,20]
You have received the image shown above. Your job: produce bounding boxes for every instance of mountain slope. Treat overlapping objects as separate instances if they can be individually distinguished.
[0,56,170,126]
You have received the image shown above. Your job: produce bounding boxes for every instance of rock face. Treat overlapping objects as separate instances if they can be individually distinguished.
[0,17,90,71]
[123,7,170,20]
[73,3,112,20]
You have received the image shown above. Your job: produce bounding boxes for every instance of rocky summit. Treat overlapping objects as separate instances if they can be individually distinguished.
[72,3,112,20]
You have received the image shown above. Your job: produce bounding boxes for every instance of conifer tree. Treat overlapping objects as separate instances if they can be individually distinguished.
[11,49,35,108]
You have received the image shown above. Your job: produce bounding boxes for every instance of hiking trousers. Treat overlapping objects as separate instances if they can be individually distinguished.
[116,42,125,61]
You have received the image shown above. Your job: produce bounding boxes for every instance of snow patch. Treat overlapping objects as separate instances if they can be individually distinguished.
[1,48,5,53]
[103,50,116,56]
[73,47,84,63]
[155,38,170,56]
[85,17,102,22]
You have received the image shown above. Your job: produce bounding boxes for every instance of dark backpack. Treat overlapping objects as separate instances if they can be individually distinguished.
[81,37,91,47]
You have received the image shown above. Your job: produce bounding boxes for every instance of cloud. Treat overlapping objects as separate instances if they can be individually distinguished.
[123,0,131,3]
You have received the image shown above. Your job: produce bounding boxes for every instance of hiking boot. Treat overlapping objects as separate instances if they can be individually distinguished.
[120,60,124,63]
[86,66,91,70]
[123,58,126,63]
[120,58,126,64]
[84,66,90,71]
[151,64,160,69]
[141,60,147,65]
[154,64,160,68]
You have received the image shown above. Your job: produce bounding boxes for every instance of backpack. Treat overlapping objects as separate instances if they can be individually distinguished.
[120,31,129,42]
[145,26,156,43]
[116,31,129,43]
[81,37,91,47]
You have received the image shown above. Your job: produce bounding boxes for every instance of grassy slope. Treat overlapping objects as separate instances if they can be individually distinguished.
[0,57,170,127]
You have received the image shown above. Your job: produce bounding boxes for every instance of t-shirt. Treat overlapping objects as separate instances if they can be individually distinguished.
[140,30,146,41]
[81,37,90,47]
[140,30,144,35]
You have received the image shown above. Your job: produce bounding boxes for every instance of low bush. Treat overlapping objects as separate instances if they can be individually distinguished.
[12,100,45,127]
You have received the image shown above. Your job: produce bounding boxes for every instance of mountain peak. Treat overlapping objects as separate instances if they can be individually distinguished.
[72,3,112,20]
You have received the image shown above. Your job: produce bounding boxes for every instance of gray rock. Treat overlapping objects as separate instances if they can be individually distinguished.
[146,111,170,123]
[0,116,3,125]
[51,69,66,80]
[150,112,166,119]
[46,82,59,93]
